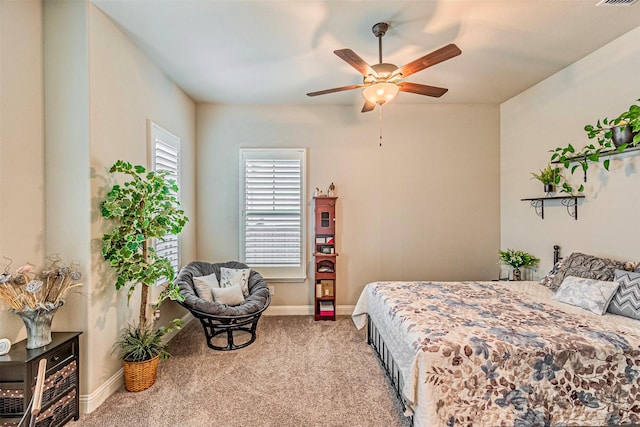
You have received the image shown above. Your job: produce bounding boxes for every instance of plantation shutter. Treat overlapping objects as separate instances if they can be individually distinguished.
[240,149,306,281]
[150,122,181,277]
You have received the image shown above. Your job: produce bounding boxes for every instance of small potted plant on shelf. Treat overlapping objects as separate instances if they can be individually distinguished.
[101,160,188,392]
[585,98,640,149]
[498,249,539,281]
[530,163,561,194]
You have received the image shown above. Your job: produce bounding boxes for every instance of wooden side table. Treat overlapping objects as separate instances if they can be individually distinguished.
[0,332,81,427]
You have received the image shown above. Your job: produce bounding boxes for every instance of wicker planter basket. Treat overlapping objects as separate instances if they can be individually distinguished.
[123,355,159,392]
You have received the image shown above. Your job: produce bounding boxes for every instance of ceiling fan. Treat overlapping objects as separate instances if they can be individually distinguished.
[307,22,462,112]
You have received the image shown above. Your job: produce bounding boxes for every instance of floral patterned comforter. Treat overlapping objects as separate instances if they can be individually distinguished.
[352,281,640,427]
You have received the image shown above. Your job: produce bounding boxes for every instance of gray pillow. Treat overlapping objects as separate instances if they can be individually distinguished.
[544,252,629,292]
[608,269,640,320]
[552,276,619,315]
[540,258,566,289]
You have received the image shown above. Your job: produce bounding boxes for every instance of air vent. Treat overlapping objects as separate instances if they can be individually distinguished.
[596,0,638,5]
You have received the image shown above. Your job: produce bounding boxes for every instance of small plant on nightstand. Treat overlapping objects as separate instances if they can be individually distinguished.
[498,249,539,281]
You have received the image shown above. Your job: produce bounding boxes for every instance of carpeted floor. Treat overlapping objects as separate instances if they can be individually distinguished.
[70,315,410,427]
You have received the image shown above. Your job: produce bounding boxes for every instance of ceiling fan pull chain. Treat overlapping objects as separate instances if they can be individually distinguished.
[379,105,383,147]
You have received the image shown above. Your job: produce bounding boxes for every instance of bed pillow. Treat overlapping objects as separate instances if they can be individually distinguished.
[192,272,220,301]
[211,284,245,306]
[552,276,619,315]
[543,252,629,292]
[540,257,566,289]
[220,267,250,297]
[607,269,640,320]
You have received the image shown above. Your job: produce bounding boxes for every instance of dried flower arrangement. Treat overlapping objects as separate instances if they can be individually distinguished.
[0,255,82,311]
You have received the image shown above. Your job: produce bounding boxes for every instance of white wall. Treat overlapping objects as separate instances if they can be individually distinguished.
[0,0,45,343]
[501,25,640,274]
[197,103,500,308]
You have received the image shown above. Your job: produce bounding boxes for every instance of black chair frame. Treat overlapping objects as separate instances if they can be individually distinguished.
[180,294,270,351]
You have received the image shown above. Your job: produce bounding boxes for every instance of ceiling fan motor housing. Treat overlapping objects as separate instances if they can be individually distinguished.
[365,63,399,84]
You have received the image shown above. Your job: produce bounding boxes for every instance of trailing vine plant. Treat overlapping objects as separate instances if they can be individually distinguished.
[549,98,640,194]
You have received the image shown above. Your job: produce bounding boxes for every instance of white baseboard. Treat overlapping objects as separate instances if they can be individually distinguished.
[264,305,355,316]
[80,367,123,414]
[80,312,194,414]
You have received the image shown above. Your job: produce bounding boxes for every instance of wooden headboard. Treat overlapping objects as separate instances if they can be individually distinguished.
[553,245,561,265]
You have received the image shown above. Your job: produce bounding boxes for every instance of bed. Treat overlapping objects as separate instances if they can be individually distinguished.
[352,247,640,426]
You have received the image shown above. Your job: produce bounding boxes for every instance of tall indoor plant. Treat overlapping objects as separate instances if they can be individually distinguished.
[101,160,188,391]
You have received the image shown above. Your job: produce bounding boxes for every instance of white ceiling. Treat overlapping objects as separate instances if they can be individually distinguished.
[91,0,640,106]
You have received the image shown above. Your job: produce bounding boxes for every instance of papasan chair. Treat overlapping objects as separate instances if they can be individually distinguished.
[175,261,270,351]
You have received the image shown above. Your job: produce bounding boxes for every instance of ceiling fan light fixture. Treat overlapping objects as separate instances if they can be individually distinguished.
[363,82,399,105]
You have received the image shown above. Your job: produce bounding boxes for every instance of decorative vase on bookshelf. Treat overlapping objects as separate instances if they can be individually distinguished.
[12,301,62,349]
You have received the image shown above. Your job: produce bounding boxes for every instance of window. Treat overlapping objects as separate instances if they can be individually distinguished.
[149,121,181,280]
[240,149,306,281]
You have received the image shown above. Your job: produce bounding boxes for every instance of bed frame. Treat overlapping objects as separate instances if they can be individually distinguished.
[367,315,413,426]
[364,244,561,427]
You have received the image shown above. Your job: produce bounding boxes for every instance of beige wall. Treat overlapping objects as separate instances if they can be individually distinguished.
[0,0,196,411]
[86,3,196,402]
[197,103,500,309]
[0,0,45,342]
[501,25,640,275]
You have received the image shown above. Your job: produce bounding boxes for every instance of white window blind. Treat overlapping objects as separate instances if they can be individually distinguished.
[150,122,181,279]
[240,149,306,281]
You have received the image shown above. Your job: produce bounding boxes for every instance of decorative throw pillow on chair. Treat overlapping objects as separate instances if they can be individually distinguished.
[210,285,244,306]
[220,268,250,297]
[192,272,220,301]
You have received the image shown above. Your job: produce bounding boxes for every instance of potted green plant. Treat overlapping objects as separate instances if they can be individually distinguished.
[498,249,539,281]
[546,98,640,195]
[101,160,188,392]
[530,163,561,193]
[585,98,640,149]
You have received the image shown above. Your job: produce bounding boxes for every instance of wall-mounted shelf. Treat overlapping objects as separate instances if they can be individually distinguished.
[551,144,640,183]
[552,144,640,165]
[520,195,585,220]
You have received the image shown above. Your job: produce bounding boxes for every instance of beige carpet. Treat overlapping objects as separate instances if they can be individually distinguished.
[70,316,410,427]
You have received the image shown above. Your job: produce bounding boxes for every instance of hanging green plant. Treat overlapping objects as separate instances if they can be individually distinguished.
[585,99,640,150]
[548,98,640,194]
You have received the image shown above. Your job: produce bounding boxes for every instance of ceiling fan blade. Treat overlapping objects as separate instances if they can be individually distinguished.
[398,82,448,97]
[361,100,376,113]
[395,43,461,79]
[334,49,377,77]
[307,84,364,97]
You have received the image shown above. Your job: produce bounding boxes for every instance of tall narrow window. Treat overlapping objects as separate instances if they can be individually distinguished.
[149,122,181,280]
[240,149,306,281]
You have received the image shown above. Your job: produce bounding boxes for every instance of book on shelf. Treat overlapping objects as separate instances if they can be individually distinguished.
[319,301,334,313]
